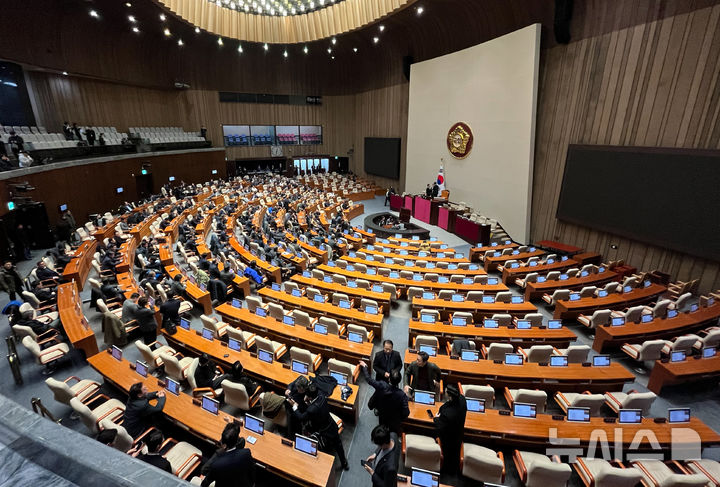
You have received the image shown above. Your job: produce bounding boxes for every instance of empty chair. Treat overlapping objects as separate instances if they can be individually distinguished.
[161,352,194,382]
[461,444,505,484]
[226,326,256,350]
[494,291,512,303]
[631,459,707,487]
[578,309,612,329]
[45,376,101,406]
[519,345,554,363]
[662,334,701,355]
[623,305,645,324]
[407,287,425,300]
[466,291,484,302]
[400,270,415,280]
[573,458,644,487]
[305,287,322,300]
[414,335,439,351]
[504,388,547,412]
[482,343,514,361]
[70,396,125,435]
[566,268,579,278]
[554,391,606,416]
[473,275,488,285]
[545,271,561,281]
[521,313,543,327]
[424,273,439,282]
[283,282,299,294]
[361,298,379,312]
[419,309,440,322]
[246,296,264,313]
[291,309,314,327]
[516,272,538,287]
[355,279,370,289]
[332,293,351,306]
[579,286,597,298]
[221,380,261,411]
[403,433,442,472]
[491,313,512,326]
[604,390,656,415]
[378,268,390,277]
[382,282,399,300]
[694,328,720,350]
[542,289,570,305]
[673,292,693,312]
[513,450,572,487]
[318,317,343,335]
[622,276,638,288]
[554,345,591,364]
[347,324,373,342]
[311,269,324,280]
[646,299,672,319]
[200,314,228,338]
[458,384,495,407]
[328,358,360,384]
[682,459,720,486]
[452,311,474,325]
[601,281,621,294]
[254,336,287,360]
[290,346,323,372]
[621,339,666,362]
[267,303,285,321]
[135,340,176,370]
[21,336,69,373]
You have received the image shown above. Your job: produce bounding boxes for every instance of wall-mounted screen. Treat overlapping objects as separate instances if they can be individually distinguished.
[222,125,251,146]
[276,125,299,145]
[250,125,276,146]
[300,125,322,145]
[365,137,401,179]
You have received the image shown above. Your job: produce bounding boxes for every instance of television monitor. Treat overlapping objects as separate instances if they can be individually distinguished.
[511,296,524,304]
[484,319,499,328]
[581,271,589,277]
[703,347,716,358]
[667,309,678,318]
[623,285,633,293]
[365,305,378,315]
[559,274,569,280]
[451,294,464,302]
[537,276,547,283]
[372,284,384,292]
[419,345,437,357]
[561,256,569,261]
[493,252,501,257]
[323,276,333,283]
[516,320,531,329]
[135,360,148,378]
[255,307,267,317]
[420,313,435,324]
[201,328,214,340]
[466,398,485,413]
[244,414,265,435]
[597,290,608,297]
[422,292,435,300]
[201,396,219,415]
[116,187,124,194]
[413,390,435,405]
[671,351,686,362]
[313,294,324,303]
[258,349,273,363]
[512,250,520,255]
[567,407,591,422]
[644,280,651,288]
[385,258,393,264]
[513,403,537,418]
[283,315,295,326]
[618,409,642,424]
[546,259,555,264]
[487,278,498,285]
[452,316,468,326]
[550,355,568,367]
[111,345,122,361]
[178,317,190,330]
[641,314,653,323]
[463,278,473,285]
[482,296,495,304]
[690,304,699,312]
[291,360,309,375]
[271,282,281,291]
[347,281,358,288]
[593,355,610,367]
[461,349,479,362]
[348,331,363,343]
[448,264,458,270]
[313,323,328,335]
[165,378,180,395]
[569,293,581,301]
[410,468,440,487]
[438,276,449,283]
[389,272,400,279]
[611,317,625,326]
[414,274,423,281]
[454,253,464,259]
[548,320,562,329]
[491,242,498,246]
[599,266,606,272]
[668,408,691,423]
[529,261,538,267]
[302,270,311,278]
[366,268,377,275]
[294,434,318,457]
[228,338,241,351]
[291,289,302,297]
[510,263,520,269]
[339,300,351,309]
[59,204,68,212]
[330,371,348,386]
[505,353,523,365]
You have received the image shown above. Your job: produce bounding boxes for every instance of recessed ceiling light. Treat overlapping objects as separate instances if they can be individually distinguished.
[62,71,68,76]
[125,2,132,6]
[373,36,379,43]
[132,26,140,33]
[159,13,166,21]
[353,47,358,52]
[178,39,184,46]
[218,37,224,45]
[331,37,336,45]
[89,9,99,18]
[416,5,424,15]
[379,24,385,31]
[303,45,308,54]
[128,15,136,22]
[195,27,200,33]
[263,43,269,50]
[327,47,331,54]
[331,56,335,60]
[283,49,288,58]
[163,28,171,36]
[237,43,243,53]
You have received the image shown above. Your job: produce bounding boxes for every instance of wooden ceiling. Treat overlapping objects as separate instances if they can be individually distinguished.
[1,0,717,95]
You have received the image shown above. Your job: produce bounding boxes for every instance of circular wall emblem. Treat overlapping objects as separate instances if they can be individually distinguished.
[447,122,473,159]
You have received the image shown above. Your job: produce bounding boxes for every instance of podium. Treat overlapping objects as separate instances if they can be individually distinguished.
[413,196,442,225]
[389,194,403,211]
[438,206,460,233]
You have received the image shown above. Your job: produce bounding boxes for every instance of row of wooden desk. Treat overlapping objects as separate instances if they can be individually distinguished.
[290,274,392,314]
[88,351,336,487]
[553,283,667,320]
[411,296,537,320]
[62,240,97,292]
[500,258,580,285]
[57,282,99,358]
[469,242,518,262]
[484,249,546,272]
[524,270,618,300]
[357,248,467,263]
[340,255,487,276]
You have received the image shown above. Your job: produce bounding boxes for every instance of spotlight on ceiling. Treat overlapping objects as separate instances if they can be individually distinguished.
[353,47,358,52]
[89,9,99,18]
[163,28,171,36]
[379,24,385,31]
[373,36,379,43]
[263,43,269,51]
[283,49,288,58]
[218,37,224,45]
[125,2,132,6]
[62,71,68,76]
[416,5,424,15]
[331,37,336,45]
[128,15,136,22]
[159,13,166,21]
[195,27,201,33]
[237,43,243,53]
[303,45,308,54]
[178,39,184,46]
[132,26,140,33]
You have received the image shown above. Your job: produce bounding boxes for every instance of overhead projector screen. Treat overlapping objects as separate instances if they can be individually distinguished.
[405,24,541,242]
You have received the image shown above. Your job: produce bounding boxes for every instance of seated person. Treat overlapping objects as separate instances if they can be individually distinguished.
[193,353,229,390]
[243,261,266,288]
[136,429,172,473]
[404,351,441,397]
[35,261,60,282]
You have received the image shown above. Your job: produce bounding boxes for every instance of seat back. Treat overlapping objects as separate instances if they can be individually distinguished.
[591,309,612,328]
[246,296,263,312]
[467,291,484,302]
[135,340,160,368]
[670,334,701,353]
[311,269,324,280]
[333,274,347,285]
[319,317,341,335]
[45,377,75,405]
[289,347,313,369]
[21,336,42,361]
[407,287,425,300]
[637,339,667,361]
[438,290,453,300]
[415,335,439,349]
[569,394,605,416]
[579,286,597,298]
[525,345,554,363]
[160,353,185,381]
[546,271,561,281]
[461,384,494,406]
[283,281,299,293]
[347,324,370,341]
[99,419,134,453]
[525,457,572,486]
[186,358,200,389]
[562,345,590,363]
[419,309,440,322]
[254,336,275,355]
[292,309,312,327]
[268,303,285,321]
[524,313,543,326]
[70,397,100,434]
[305,287,321,300]
[551,290,570,303]
[624,306,644,323]
[652,299,672,318]
[486,343,514,361]
[221,380,250,410]
[513,389,547,412]
[621,392,657,415]
[491,314,512,326]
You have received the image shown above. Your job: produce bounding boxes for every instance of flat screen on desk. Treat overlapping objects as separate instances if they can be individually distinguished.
[201,328,214,340]
[466,398,485,413]
[302,271,311,278]
[593,355,610,367]
[426,263,436,269]
[487,278,498,285]
[559,274,569,280]
[671,351,686,362]
[291,360,309,375]
[365,305,378,315]
[348,331,363,343]
[452,316,468,326]
[668,408,691,423]
[703,347,716,358]
[339,300,351,309]
[244,414,264,435]
[111,345,122,361]
[294,434,318,456]
[511,296,524,304]
[550,355,568,367]
[482,296,495,304]
[484,319,499,328]
[135,360,148,377]
[255,307,267,317]
[597,290,608,297]
[313,294,324,303]
[448,264,458,270]
[461,349,479,362]
[313,323,328,335]
[413,390,435,405]
[202,396,219,415]
[641,314,653,323]
[548,320,562,329]
[463,278,473,285]
[283,315,295,326]
[323,276,333,283]
[513,402,536,418]
[690,303,699,312]
[505,353,523,365]
[438,276,449,283]
[567,407,590,422]
[419,345,437,357]
[414,274,424,281]
[291,289,302,297]
[372,284,384,292]
[569,293,581,301]
[330,371,348,386]
[364,137,401,179]
[667,309,678,318]
[230,298,242,309]
[421,313,435,323]
[228,338,241,351]
[367,269,377,275]
[611,317,625,326]
[618,409,642,424]
[389,272,400,279]
[556,145,720,260]
[452,294,464,302]
[347,281,358,288]
[258,349,273,363]
[422,292,435,300]
[411,468,439,487]
[623,286,633,293]
[516,320,531,329]
[271,282,281,291]
[165,378,180,395]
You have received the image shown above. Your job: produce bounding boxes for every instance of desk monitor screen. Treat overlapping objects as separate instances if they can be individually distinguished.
[421,313,435,324]
[546,259,555,264]
[347,281,358,288]
[400,251,408,256]
[165,378,180,396]
[258,349,273,363]
[482,296,495,304]
[644,280,652,288]
[438,276,449,283]
[593,355,610,367]
[228,338,241,351]
[641,314,653,323]
[271,283,280,291]
[452,294,464,302]
[452,316,468,326]
[598,266,606,272]
[135,360,148,378]
[511,296,524,304]
[454,253,464,259]
[346,265,355,271]
[671,351,686,362]
[537,276,547,283]
[244,414,264,435]
[59,204,68,212]
[513,402,537,419]
[484,319,499,328]
[516,320,531,329]
[703,347,716,358]
[411,468,440,487]
[491,242,498,247]
[567,407,591,422]
[202,396,219,415]
[493,252,501,257]
[581,271,589,277]
[385,258,394,264]
[327,261,336,267]
[178,317,191,330]
[283,315,295,326]
[560,256,568,261]
[505,353,523,365]
[323,276,333,283]
[512,250,520,255]
[291,360,309,375]
[404,261,413,267]
[597,290,608,297]
[413,274,423,281]
[422,292,435,300]
[199,284,207,292]
[255,307,267,317]
[510,263,520,269]
[348,331,363,343]
[559,274,569,281]
[668,408,691,423]
[618,409,642,424]
[461,349,479,362]
[611,317,625,326]
[548,320,562,329]
[569,293,581,301]
[709,297,716,306]
[111,345,122,361]
[294,434,318,457]
[436,253,446,259]
[440,244,448,249]
[418,251,428,257]
[550,355,568,367]
[367,245,375,250]
[291,289,302,297]
[372,284,384,293]
[313,294,324,303]
[302,271,311,278]
[413,390,435,405]
[389,272,400,279]
[413,236,420,241]
[667,309,678,318]
[487,278,499,285]
[313,323,328,335]
[467,398,485,413]
[427,263,437,270]
[338,300,351,310]
[201,328,214,340]
[395,234,402,239]
[365,305,378,315]
[623,286,633,293]
[348,251,356,257]
[690,303,699,312]
[419,345,437,357]
[330,371,348,386]
[463,278,473,285]
[448,264,458,270]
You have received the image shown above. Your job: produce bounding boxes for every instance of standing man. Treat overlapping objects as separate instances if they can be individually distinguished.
[0,261,23,301]
[85,127,96,146]
[362,425,400,487]
[372,340,402,382]
[123,383,166,438]
[63,122,73,140]
[425,184,432,198]
[7,131,24,159]
[200,422,255,487]
[135,297,157,345]
[433,384,466,474]
[359,360,409,433]
[431,181,439,198]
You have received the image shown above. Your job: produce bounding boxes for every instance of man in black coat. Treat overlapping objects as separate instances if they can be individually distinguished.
[136,429,172,473]
[123,383,166,438]
[433,384,467,474]
[159,292,181,330]
[201,422,255,487]
[372,340,403,382]
[431,182,439,198]
[360,361,409,434]
[362,425,400,487]
[135,297,157,345]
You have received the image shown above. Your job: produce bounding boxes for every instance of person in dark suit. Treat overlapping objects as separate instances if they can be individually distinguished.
[425,184,432,198]
[372,340,403,382]
[159,291,181,330]
[433,384,466,474]
[123,383,166,438]
[288,383,349,470]
[85,127,96,146]
[431,182,439,198]
[135,297,157,345]
[359,361,409,434]
[201,422,255,487]
[136,429,172,473]
[363,425,399,487]
[404,351,441,397]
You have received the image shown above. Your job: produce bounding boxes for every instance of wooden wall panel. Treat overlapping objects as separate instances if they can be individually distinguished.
[531,4,720,293]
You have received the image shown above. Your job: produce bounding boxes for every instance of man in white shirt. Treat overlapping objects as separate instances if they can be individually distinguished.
[18,151,33,168]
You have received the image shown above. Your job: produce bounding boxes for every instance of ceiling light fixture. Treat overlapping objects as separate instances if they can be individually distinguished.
[283,49,288,58]
[132,26,140,33]
[178,39,184,45]
[327,47,332,54]
[218,37,224,45]
[237,43,243,53]
[159,13,166,21]
[303,45,308,54]
[89,9,99,18]
[379,24,385,31]
[263,43,269,50]
[163,28,171,36]
[353,47,358,52]
[416,5,424,15]
[128,15,136,22]
[125,2,132,6]
[331,37,336,45]
[195,27,201,33]
[373,36,379,43]
[62,71,68,76]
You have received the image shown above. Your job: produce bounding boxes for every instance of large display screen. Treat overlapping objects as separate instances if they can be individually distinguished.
[364,137,401,179]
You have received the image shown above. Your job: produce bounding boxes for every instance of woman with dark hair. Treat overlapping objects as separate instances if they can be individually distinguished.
[227,360,258,396]
[433,384,466,474]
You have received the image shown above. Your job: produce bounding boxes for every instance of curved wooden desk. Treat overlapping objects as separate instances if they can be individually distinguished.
[57,282,99,358]
[525,270,617,300]
[62,240,97,292]
[290,275,391,314]
[501,259,579,286]
[164,265,213,315]
[411,297,537,320]
[469,242,518,262]
[88,352,335,487]
[360,248,467,264]
[483,250,546,272]
[340,256,486,276]
[648,354,720,394]
[553,284,667,320]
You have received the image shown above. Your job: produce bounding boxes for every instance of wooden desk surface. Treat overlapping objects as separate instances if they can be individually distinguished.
[525,271,617,300]
[164,327,359,421]
[553,283,667,319]
[593,303,720,352]
[57,282,99,358]
[258,288,383,333]
[91,220,118,243]
[404,402,720,450]
[164,265,213,315]
[403,351,634,393]
[501,259,579,285]
[483,250,546,272]
[317,265,508,295]
[469,242,517,262]
[411,297,537,318]
[88,352,335,487]
[407,319,576,349]
[290,275,391,310]
[62,240,97,292]
[216,304,373,365]
[360,248,467,263]
[340,256,486,276]
[647,355,720,394]
[229,236,282,284]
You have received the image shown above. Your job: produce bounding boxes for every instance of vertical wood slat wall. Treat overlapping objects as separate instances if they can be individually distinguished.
[532,4,720,293]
